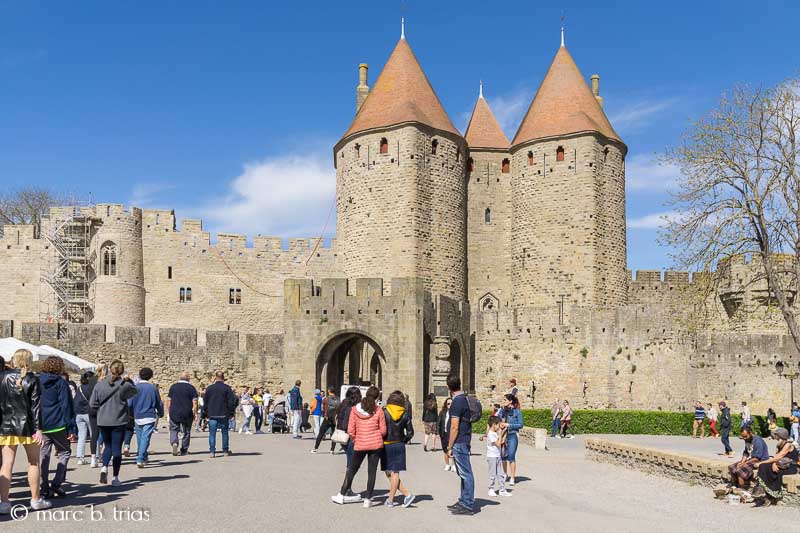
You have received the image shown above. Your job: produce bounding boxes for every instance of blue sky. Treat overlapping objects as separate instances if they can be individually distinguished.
[1,0,798,272]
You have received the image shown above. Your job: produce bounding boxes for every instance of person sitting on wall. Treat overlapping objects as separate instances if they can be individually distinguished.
[725,426,770,492]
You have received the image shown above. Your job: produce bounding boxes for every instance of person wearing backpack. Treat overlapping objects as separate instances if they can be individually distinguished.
[499,393,523,487]
[312,388,340,454]
[310,389,324,437]
[445,375,476,516]
[288,380,303,439]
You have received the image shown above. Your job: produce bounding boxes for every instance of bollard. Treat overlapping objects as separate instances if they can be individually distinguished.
[533,428,547,450]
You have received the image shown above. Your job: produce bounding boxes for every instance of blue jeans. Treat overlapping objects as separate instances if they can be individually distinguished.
[452,442,474,511]
[99,425,125,476]
[208,418,230,453]
[551,417,561,438]
[76,414,90,459]
[135,422,156,464]
[504,432,519,462]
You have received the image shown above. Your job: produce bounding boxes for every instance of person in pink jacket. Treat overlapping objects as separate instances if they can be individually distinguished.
[331,386,386,508]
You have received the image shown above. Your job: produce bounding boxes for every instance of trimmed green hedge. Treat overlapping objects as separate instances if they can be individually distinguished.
[472,409,792,437]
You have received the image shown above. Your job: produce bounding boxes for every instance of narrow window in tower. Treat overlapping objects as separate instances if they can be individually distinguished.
[556,146,565,162]
[156,213,160,225]
[456,149,461,162]
[106,206,111,217]
[467,158,474,172]
[229,239,234,251]
[355,143,361,157]
[186,288,192,303]
[485,208,491,224]
[179,288,185,303]
[229,288,235,304]
[101,243,117,276]
[528,151,534,166]
[501,158,510,173]
[379,138,388,154]
[193,236,198,248]
[168,266,172,280]
[604,147,609,162]
[235,288,242,305]
[431,139,438,155]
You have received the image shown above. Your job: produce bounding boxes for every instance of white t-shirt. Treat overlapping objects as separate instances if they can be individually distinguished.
[486,430,501,458]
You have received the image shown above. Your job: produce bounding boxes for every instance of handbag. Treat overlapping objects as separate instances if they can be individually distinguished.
[332,428,350,444]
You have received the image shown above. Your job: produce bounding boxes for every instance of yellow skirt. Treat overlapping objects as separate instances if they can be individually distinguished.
[0,435,36,446]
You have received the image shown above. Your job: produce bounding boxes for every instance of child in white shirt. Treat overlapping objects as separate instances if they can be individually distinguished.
[486,415,512,497]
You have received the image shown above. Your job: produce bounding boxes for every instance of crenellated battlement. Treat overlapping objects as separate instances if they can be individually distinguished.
[0,224,39,243]
[284,277,428,313]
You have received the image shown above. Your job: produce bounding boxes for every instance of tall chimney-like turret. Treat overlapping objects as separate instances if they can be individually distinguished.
[356,63,370,112]
[590,74,603,108]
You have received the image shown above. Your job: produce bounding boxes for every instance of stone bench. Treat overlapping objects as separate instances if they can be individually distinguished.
[585,437,800,507]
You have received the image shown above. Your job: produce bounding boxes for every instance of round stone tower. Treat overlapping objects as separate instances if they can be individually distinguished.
[509,42,627,308]
[91,204,146,326]
[334,35,467,300]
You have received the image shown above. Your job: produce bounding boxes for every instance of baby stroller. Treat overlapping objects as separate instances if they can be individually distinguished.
[271,401,289,433]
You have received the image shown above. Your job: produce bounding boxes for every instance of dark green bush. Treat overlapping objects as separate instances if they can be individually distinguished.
[472,409,791,436]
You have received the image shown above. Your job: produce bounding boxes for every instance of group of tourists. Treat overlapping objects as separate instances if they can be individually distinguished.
[548,398,574,439]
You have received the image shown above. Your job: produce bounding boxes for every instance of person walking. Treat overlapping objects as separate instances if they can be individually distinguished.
[550,398,561,438]
[438,397,455,471]
[288,380,303,439]
[446,375,474,516]
[766,407,778,432]
[253,388,264,434]
[560,400,574,438]
[310,389,324,437]
[740,401,751,429]
[0,349,52,513]
[203,371,238,458]
[381,390,415,508]
[312,387,340,454]
[717,401,734,456]
[692,401,706,438]
[166,371,198,455]
[500,393,523,486]
[130,367,164,468]
[196,385,207,432]
[336,387,362,468]
[38,356,75,499]
[73,371,95,466]
[331,386,387,508]
[90,360,138,486]
[238,387,254,435]
[89,364,107,467]
[707,403,719,438]
[422,393,439,452]
[486,415,512,497]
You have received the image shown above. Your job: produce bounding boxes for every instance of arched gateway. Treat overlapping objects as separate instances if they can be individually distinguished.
[316,332,385,392]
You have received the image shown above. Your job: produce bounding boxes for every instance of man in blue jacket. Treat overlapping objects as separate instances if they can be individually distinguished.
[39,357,75,499]
[129,368,164,468]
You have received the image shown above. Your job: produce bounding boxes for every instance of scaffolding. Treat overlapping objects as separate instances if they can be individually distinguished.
[40,207,96,324]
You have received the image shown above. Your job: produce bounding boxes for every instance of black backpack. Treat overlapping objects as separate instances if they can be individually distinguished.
[326,396,340,418]
[466,395,483,423]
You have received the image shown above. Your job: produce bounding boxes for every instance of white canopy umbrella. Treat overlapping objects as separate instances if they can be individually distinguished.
[0,337,97,373]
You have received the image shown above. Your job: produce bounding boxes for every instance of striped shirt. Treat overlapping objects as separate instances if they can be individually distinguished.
[694,407,706,420]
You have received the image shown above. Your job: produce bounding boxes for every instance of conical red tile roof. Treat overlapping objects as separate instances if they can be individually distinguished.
[340,38,460,142]
[512,46,622,147]
[465,95,510,149]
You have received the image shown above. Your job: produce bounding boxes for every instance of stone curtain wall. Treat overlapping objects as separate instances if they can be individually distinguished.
[0,225,44,323]
[3,319,283,391]
[466,148,512,313]
[335,124,467,300]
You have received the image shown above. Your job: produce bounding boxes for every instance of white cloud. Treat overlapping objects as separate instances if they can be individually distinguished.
[608,98,677,134]
[628,211,679,230]
[625,153,680,193]
[129,182,176,207]
[197,152,336,239]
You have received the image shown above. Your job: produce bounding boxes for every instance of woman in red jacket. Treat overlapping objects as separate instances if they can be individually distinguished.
[331,386,386,508]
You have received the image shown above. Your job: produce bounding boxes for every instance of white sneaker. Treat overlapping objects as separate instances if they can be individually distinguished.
[443,464,451,471]
[331,493,345,504]
[488,489,498,497]
[567,435,575,439]
[310,449,318,454]
[362,498,373,508]
[245,431,252,435]
[30,498,53,510]
[238,428,244,434]
[344,493,362,504]
[76,458,85,465]
[509,478,515,486]
[0,501,11,515]
[90,458,98,468]
[499,490,512,497]
[111,477,122,487]
[384,498,397,507]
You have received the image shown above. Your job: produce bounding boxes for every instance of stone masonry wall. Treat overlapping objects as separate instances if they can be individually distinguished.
[466,148,512,313]
[0,225,43,323]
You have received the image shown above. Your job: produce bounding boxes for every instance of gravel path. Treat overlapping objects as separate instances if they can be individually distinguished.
[1,428,799,532]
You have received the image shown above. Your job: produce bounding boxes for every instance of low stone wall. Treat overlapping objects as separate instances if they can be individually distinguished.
[585,438,800,506]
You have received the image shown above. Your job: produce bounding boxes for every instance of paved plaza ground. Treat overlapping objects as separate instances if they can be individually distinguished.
[2,428,800,532]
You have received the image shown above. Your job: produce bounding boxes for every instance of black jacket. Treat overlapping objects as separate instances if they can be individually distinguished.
[0,370,42,436]
[384,407,414,444]
[337,399,353,429]
[203,381,238,419]
[720,407,732,430]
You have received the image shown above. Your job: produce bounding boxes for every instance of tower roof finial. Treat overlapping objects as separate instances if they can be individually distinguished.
[401,16,405,40]
[479,80,483,99]
[561,11,565,47]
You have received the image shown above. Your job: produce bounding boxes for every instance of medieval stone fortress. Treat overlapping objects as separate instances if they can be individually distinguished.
[1,26,797,413]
